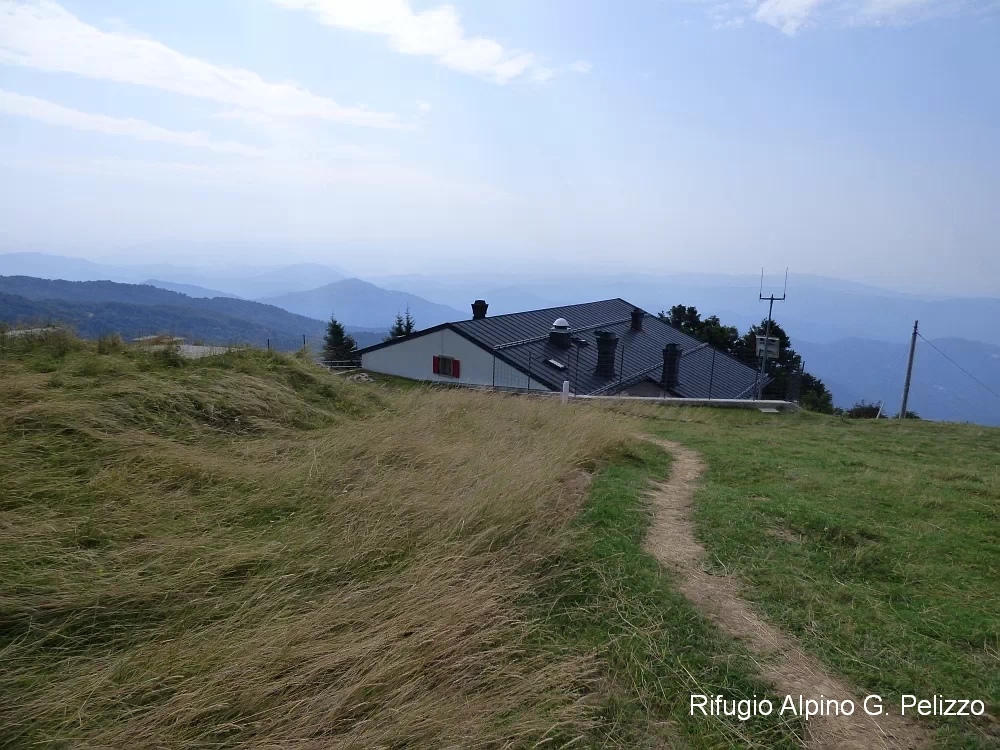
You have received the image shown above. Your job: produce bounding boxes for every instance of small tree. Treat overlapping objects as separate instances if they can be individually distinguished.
[385,306,416,341]
[323,314,357,362]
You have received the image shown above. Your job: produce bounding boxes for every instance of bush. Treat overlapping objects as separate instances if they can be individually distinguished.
[846,400,882,419]
[97,333,124,355]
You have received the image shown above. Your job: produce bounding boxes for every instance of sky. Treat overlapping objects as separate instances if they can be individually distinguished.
[0,0,998,295]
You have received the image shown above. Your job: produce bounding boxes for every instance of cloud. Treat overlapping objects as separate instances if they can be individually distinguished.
[0,0,404,128]
[754,0,827,33]
[702,0,996,33]
[0,89,267,156]
[268,0,563,84]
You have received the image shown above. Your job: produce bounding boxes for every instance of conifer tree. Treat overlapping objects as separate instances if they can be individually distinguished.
[385,306,416,341]
[323,314,357,361]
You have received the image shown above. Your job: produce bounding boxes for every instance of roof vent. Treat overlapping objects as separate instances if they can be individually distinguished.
[631,307,644,332]
[471,299,488,320]
[549,318,571,349]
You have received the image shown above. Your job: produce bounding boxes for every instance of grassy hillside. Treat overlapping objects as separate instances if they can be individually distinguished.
[1,331,803,748]
[3,331,995,748]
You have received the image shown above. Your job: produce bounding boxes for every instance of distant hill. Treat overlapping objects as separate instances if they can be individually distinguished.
[0,253,346,299]
[796,336,1000,425]
[143,279,241,299]
[262,278,464,329]
[0,252,113,281]
[0,276,327,348]
[0,293,323,349]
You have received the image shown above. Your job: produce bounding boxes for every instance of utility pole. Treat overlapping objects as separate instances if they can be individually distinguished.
[757,268,788,400]
[899,320,918,420]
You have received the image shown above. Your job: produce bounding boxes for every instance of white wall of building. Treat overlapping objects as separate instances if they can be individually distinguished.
[361,328,551,390]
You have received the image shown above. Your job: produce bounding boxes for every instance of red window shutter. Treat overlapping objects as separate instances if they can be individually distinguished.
[452,359,460,378]
[432,356,440,374]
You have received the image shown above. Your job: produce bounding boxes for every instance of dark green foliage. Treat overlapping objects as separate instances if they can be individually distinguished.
[846,400,882,418]
[799,371,834,413]
[323,315,357,362]
[658,305,740,352]
[385,306,417,341]
[659,304,834,410]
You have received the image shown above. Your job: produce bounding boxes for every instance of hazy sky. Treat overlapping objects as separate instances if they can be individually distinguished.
[1,0,998,294]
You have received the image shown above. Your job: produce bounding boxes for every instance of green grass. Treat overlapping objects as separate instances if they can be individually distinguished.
[639,406,999,749]
[533,440,804,749]
[5,331,808,748]
[7,330,995,747]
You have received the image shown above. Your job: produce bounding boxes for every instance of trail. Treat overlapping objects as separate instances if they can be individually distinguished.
[643,437,928,750]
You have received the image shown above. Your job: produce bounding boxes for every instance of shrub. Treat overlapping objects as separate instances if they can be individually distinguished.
[845,400,882,419]
[97,333,124,355]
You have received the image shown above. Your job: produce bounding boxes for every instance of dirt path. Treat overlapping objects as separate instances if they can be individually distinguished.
[643,437,928,750]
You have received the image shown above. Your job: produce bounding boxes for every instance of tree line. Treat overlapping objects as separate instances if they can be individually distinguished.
[657,304,834,413]
[322,307,416,361]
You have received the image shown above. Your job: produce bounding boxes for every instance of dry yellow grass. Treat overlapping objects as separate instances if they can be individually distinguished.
[1,338,638,747]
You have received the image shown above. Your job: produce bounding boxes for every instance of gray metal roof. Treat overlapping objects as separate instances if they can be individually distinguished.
[446,298,762,397]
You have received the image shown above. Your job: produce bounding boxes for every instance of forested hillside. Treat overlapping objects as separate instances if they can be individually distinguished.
[0,292,325,347]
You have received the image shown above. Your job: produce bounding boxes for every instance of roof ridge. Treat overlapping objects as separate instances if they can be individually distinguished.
[451,297,634,324]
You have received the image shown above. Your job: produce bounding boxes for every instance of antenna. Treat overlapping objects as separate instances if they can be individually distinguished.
[756,267,788,399]
[759,267,788,303]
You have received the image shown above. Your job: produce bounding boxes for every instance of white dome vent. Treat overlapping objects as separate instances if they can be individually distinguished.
[549,318,571,349]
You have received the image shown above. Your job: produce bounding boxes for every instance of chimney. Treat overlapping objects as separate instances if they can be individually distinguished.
[662,343,681,391]
[595,330,619,377]
[549,318,571,349]
[471,299,488,320]
[631,307,644,332]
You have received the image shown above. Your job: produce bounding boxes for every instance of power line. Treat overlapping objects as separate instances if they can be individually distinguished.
[916,333,1000,401]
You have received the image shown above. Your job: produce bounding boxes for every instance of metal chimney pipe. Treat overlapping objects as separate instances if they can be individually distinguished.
[471,300,488,320]
[595,330,619,377]
[662,343,681,391]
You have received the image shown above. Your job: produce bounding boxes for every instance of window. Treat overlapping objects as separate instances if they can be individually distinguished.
[433,355,460,378]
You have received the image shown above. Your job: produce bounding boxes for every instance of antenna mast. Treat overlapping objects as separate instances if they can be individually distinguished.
[756,268,787,400]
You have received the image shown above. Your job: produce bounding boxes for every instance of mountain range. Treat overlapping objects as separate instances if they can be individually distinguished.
[0,252,346,299]
[260,278,463,329]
